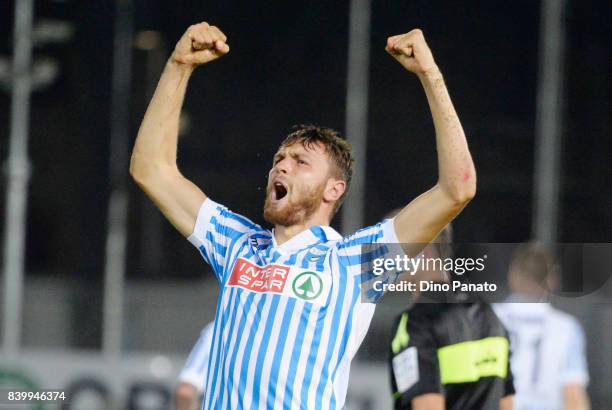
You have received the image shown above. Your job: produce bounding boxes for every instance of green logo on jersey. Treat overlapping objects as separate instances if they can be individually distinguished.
[292,271,323,301]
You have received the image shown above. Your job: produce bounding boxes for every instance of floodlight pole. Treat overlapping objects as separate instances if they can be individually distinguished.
[532,0,567,245]
[102,0,133,358]
[2,0,34,356]
[341,0,371,235]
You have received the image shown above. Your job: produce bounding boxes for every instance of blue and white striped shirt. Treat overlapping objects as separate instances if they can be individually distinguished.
[188,198,399,409]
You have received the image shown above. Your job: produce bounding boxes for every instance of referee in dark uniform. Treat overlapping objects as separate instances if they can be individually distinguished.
[389,225,514,410]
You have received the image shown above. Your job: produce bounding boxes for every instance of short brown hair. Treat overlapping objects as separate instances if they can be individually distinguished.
[280,124,354,212]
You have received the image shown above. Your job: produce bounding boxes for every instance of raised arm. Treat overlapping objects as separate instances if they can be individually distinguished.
[386,29,476,245]
[130,22,229,236]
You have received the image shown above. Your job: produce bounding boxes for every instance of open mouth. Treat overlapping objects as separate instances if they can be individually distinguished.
[273,181,288,201]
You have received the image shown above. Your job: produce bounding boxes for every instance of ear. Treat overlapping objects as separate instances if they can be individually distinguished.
[323,178,346,204]
[507,269,519,291]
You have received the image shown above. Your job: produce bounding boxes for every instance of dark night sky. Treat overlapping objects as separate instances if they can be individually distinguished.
[0,0,610,280]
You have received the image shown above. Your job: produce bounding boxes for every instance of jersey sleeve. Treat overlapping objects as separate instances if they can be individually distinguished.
[179,322,215,392]
[187,198,259,282]
[389,309,443,407]
[504,338,516,396]
[335,218,404,303]
[560,318,589,386]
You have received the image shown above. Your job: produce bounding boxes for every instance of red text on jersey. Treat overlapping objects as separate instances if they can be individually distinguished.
[228,258,290,293]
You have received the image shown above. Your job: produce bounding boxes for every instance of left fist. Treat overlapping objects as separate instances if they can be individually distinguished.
[386,29,436,75]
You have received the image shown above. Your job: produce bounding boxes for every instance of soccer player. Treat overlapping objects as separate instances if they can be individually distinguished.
[493,243,591,410]
[176,322,214,410]
[130,22,476,408]
[389,225,514,410]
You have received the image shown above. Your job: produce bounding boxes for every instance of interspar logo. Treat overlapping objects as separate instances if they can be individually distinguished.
[228,258,290,293]
[228,258,332,306]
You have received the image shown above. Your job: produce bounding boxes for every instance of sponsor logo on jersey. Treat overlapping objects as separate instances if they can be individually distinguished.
[228,258,332,306]
[228,258,290,293]
[292,271,323,301]
[306,246,328,262]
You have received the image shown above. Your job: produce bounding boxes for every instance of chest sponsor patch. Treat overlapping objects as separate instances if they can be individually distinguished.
[228,257,331,306]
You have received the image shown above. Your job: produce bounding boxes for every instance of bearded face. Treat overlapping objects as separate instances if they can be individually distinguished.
[263,142,332,227]
[263,174,326,226]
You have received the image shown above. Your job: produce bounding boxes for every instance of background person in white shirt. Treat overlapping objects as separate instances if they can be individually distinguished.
[175,322,214,410]
[493,243,590,410]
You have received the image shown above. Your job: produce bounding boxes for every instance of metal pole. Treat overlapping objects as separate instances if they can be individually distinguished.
[341,0,371,235]
[532,0,567,244]
[2,0,35,355]
[102,0,133,358]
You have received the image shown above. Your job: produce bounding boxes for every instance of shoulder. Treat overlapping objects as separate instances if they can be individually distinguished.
[208,200,265,232]
[549,307,585,336]
[201,322,215,337]
[336,219,398,248]
[403,304,449,336]
[477,302,513,337]
[409,302,448,320]
[391,304,445,349]
[491,301,507,315]
[332,220,401,271]
[193,198,268,245]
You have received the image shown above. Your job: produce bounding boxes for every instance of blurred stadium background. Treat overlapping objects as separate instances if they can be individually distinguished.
[0,0,610,409]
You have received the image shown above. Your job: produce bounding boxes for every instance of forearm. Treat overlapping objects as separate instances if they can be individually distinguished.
[564,385,591,410]
[387,29,476,244]
[126,23,227,237]
[418,67,476,203]
[130,60,194,179]
[565,395,590,410]
[175,382,199,410]
[500,395,513,410]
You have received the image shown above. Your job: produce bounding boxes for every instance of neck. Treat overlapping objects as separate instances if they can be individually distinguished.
[512,288,548,300]
[274,214,330,246]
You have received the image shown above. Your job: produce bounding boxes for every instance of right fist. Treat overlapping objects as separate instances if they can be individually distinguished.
[171,22,229,66]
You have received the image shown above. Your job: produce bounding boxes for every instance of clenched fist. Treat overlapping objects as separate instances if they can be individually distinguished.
[386,29,436,75]
[171,22,229,67]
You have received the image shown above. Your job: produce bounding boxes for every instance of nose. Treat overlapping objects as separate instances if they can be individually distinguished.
[274,157,290,174]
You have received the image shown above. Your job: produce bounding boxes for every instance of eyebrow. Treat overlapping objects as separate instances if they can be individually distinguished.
[291,151,309,160]
[273,149,312,162]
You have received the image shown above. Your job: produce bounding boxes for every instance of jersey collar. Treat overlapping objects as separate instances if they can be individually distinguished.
[271,225,342,253]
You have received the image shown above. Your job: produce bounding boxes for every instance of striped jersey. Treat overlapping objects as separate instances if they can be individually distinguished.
[493,298,589,410]
[187,198,399,409]
[179,322,215,392]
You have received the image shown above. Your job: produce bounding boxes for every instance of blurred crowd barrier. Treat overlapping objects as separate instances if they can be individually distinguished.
[1,344,390,409]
